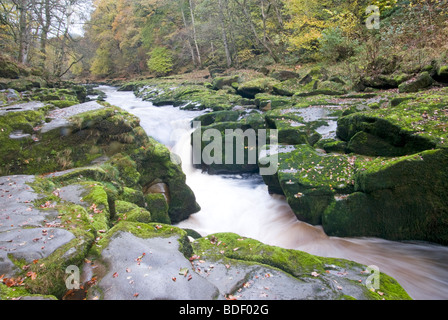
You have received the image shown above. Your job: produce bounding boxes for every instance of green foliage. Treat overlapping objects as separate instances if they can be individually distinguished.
[318,27,359,62]
[146,47,173,77]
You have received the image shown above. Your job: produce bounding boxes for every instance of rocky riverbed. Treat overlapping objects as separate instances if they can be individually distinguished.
[3,62,448,300]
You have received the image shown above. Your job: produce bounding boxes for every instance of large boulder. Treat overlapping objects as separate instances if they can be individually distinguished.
[323,149,448,244]
[237,77,280,99]
[84,226,411,300]
[0,56,20,79]
[434,65,448,83]
[398,72,434,93]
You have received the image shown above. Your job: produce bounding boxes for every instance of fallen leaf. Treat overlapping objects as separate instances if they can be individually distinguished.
[179,268,189,276]
[113,272,119,278]
[189,255,200,262]
[172,277,176,282]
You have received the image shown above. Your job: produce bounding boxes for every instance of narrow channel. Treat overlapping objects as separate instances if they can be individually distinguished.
[100,85,448,300]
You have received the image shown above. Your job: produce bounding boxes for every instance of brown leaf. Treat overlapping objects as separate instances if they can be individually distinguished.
[26,271,37,280]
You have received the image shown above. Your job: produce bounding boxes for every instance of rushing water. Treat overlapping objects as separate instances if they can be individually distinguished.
[100,85,448,300]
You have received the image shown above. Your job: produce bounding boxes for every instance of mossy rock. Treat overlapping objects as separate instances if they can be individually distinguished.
[145,193,170,224]
[361,75,398,89]
[265,108,322,146]
[270,70,301,81]
[7,79,34,92]
[323,149,448,245]
[50,100,79,108]
[338,88,448,150]
[117,187,145,207]
[0,56,20,79]
[398,72,434,93]
[237,77,280,98]
[211,75,240,90]
[316,138,347,153]
[192,232,411,300]
[136,136,201,223]
[262,144,356,225]
[126,207,152,223]
[79,182,111,232]
[193,110,240,126]
[254,93,292,110]
[273,78,304,96]
[337,113,437,156]
[347,131,409,157]
[434,65,448,83]
[191,117,272,175]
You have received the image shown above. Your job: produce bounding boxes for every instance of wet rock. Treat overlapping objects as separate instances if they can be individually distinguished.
[237,77,280,99]
[270,70,300,81]
[398,72,434,93]
[87,226,220,300]
[323,149,448,244]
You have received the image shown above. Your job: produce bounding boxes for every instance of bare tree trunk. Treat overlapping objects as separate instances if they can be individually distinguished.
[233,0,279,63]
[34,0,52,68]
[17,0,29,64]
[188,0,201,66]
[218,0,232,68]
[181,1,197,66]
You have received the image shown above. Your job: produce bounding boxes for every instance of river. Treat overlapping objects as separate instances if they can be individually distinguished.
[99,85,448,300]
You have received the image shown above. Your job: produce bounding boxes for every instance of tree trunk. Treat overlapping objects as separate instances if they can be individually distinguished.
[17,0,29,64]
[180,2,197,66]
[218,0,232,68]
[188,0,201,66]
[37,0,51,68]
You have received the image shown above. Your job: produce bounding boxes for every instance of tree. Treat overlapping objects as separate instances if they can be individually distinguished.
[147,46,173,76]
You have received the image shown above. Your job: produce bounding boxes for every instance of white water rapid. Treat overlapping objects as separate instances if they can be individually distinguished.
[100,85,448,300]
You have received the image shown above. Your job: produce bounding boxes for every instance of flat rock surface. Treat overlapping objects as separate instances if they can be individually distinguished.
[41,101,104,134]
[0,175,74,277]
[0,101,45,116]
[90,232,220,300]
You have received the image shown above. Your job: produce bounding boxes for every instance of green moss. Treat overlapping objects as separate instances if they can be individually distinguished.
[145,193,170,224]
[0,283,57,300]
[254,93,292,110]
[398,72,434,93]
[237,77,280,98]
[193,110,240,126]
[0,56,20,79]
[50,100,79,108]
[79,182,111,232]
[191,233,411,300]
[90,222,192,258]
[323,149,448,244]
[126,207,151,223]
[193,233,325,277]
[106,153,140,187]
[315,138,347,153]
